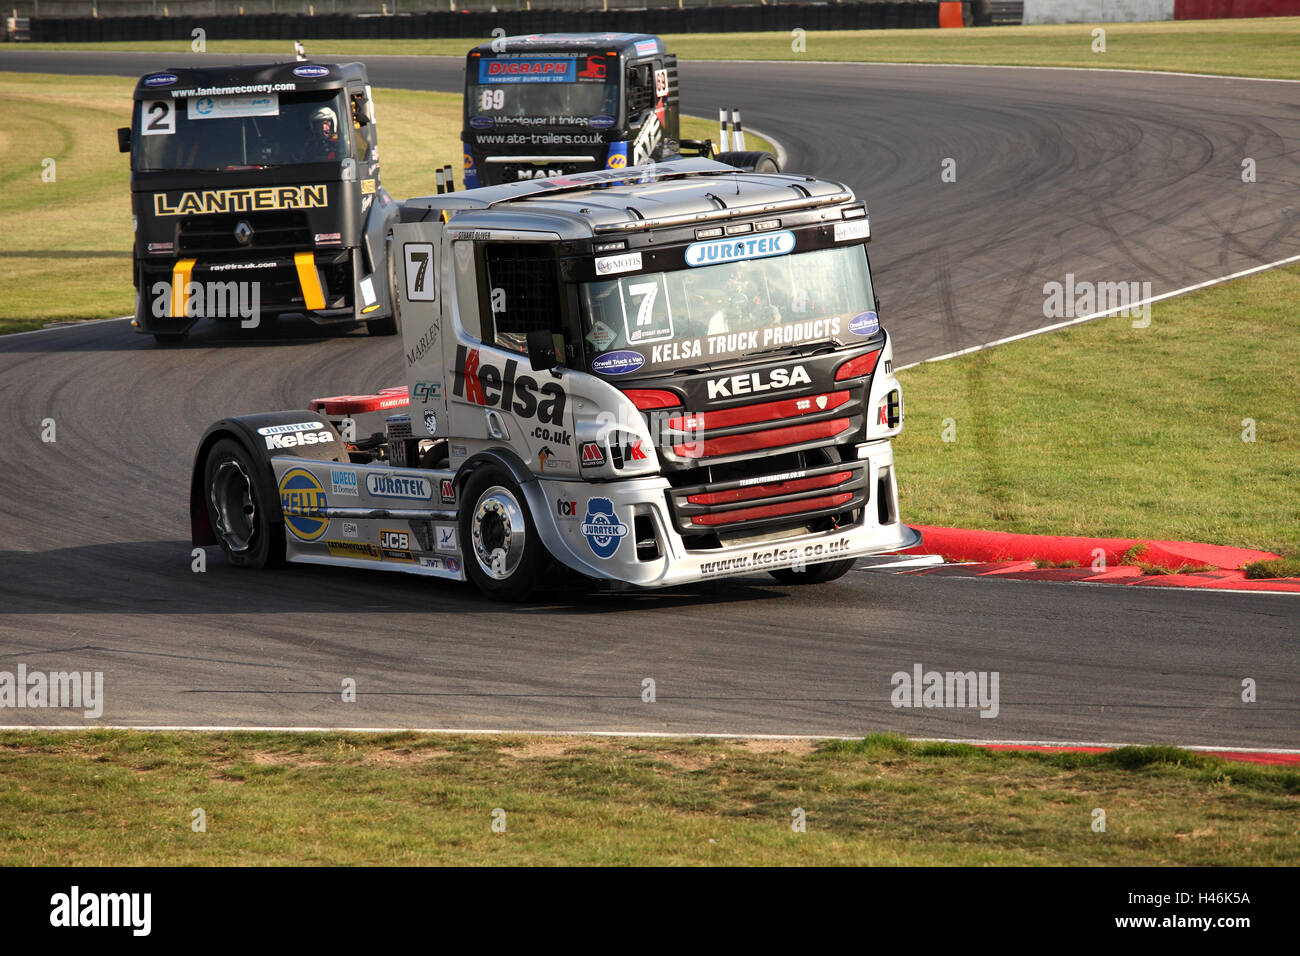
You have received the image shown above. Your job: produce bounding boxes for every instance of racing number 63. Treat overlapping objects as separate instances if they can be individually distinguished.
[404,242,436,302]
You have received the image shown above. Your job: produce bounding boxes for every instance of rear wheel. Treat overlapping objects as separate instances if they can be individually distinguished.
[459,465,545,602]
[365,234,400,336]
[202,438,284,568]
[713,150,780,174]
[768,557,856,585]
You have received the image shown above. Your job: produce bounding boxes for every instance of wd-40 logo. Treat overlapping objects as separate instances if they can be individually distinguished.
[278,467,328,541]
[581,497,628,559]
[453,345,567,425]
[365,473,433,500]
[707,365,811,400]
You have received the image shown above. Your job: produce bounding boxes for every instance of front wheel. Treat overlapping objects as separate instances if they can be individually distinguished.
[202,438,285,568]
[768,557,856,585]
[459,466,546,601]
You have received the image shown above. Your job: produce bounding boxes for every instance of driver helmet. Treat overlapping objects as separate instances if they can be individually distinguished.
[309,106,337,139]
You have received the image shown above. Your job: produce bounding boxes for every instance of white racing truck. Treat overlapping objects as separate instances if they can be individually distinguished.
[190,159,920,600]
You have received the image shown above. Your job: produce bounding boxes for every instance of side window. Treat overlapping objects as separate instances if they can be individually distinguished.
[481,243,563,354]
[626,64,653,116]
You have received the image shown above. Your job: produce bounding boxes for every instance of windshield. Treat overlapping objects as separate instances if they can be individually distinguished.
[579,243,878,375]
[134,90,349,171]
[467,53,619,125]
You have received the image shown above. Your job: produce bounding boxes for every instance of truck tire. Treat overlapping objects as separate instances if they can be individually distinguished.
[365,234,400,337]
[202,438,285,569]
[714,150,779,174]
[768,557,856,585]
[460,465,545,602]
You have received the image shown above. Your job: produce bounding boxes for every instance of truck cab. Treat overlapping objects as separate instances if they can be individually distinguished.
[120,61,400,343]
[462,33,769,187]
[191,160,918,600]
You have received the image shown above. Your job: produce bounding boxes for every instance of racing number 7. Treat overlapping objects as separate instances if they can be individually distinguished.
[627,281,659,326]
[403,242,436,302]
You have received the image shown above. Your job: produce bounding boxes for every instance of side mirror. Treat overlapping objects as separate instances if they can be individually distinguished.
[526,329,558,372]
[350,92,370,127]
[117,127,131,154]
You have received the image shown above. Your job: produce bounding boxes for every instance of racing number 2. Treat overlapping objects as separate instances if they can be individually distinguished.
[142,100,175,136]
[404,242,436,302]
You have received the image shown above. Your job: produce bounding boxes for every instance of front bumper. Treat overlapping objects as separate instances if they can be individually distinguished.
[133,249,361,334]
[525,438,917,588]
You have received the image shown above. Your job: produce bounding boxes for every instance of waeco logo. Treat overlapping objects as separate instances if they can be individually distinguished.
[278,467,329,541]
[365,473,433,500]
[453,345,567,426]
[685,230,795,267]
[706,364,811,400]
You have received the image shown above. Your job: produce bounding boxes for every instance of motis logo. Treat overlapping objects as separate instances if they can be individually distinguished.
[279,467,328,541]
[581,497,628,559]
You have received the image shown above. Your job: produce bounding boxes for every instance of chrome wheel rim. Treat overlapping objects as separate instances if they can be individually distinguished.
[210,458,256,553]
[471,485,525,581]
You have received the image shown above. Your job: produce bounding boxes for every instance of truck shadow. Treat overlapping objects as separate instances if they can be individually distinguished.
[0,315,375,354]
[0,541,789,617]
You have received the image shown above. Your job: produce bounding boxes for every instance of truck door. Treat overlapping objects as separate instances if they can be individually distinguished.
[444,230,579,479]
[395,217,448,444]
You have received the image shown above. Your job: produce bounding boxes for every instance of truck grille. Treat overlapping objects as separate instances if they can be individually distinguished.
[658,388,864,466]
[178,211,313,255]
[665,452,868,548]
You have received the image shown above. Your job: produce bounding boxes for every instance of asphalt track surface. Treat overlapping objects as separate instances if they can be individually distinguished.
[0,51,1297,746]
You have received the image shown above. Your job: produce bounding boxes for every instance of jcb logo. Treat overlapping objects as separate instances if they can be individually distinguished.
[381,530,410,550]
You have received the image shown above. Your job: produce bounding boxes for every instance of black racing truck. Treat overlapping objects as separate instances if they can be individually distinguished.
[461,33,777,187]
[189,160,918,601]
[118,62,400,344]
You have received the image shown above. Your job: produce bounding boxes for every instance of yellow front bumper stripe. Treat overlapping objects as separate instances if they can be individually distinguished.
[170,259,196,317]
[294,252,326,311]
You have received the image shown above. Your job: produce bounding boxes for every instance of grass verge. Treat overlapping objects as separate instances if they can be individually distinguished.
[0,730,1294,865]
[894,265,1300,555]
[1244,555,1300,579]
[0,70,767,333]
[12,19,1300,81]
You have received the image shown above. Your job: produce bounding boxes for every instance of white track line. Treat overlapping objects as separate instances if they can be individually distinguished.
[27,50,1300,84]
[896,252,1300,371]
[2,315,131,338]
[709,58,1300,84]
[1,725,1295,755]
[737,122,789,171]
